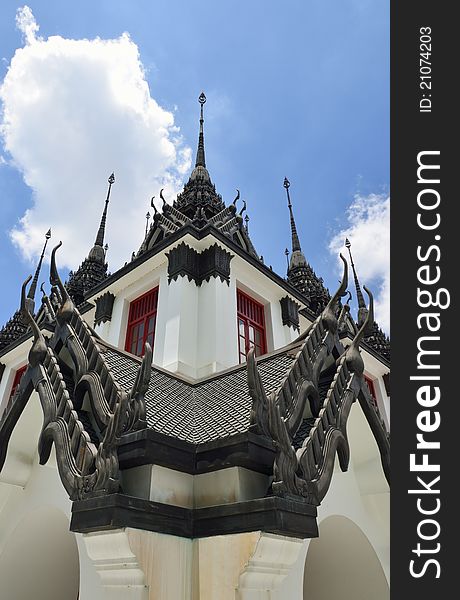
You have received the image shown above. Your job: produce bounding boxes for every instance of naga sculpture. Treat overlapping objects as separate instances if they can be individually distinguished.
[0,243,152,500]
[248,256,390,505]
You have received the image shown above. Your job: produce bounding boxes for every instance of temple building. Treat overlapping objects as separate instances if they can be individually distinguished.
[0,93,390,600]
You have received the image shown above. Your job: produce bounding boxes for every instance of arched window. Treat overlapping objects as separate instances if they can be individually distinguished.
[237,289,267,363]
[125,287,159,357]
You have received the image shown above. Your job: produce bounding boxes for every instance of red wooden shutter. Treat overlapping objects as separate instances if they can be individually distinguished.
[10,365,27,400]
[364,376,378,408]
[237,290,267,363]
[125,287,159,357]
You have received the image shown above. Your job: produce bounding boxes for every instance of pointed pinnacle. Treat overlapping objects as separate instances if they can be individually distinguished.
[195,92,207,168]
[284,178,301,253]
[345,238,366,310]
[95,173,115,247]
[27,228,51,301]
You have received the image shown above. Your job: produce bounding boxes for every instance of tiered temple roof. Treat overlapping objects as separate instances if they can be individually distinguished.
[283,177,330,315]
[0,93,390,363]
[137,93,260,262]
[66,174,114,306]
[0,252,389,538]
[0,229,51,351]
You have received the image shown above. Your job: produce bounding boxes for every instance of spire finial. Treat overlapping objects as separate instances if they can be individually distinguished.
[145,211,151,236]
[345,237,368,326]
[195,92,207,168]
[27,228,51,304]
[95,173,115,248]
[284,247,290,271]
[283,177,301,253]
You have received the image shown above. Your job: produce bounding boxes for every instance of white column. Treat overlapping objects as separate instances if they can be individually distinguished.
[374,376,390,430]
[83,529,149,600]
[154,271,199,377]
[127,529,193,600]
[236,533,307,600]
[266,300,299,351]
[195,532,260,600]
[197,276,239,377]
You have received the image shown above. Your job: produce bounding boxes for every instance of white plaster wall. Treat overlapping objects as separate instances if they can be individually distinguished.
[97,260,165,350]
[316,464,390,582]
[302,515,389,600]
[0,503,80,600]
[232,256,299,352]
[85,234,304,378]
[194,532,260,600]
[127,528,194,600]
[157,275,199,377]
[235,471,389,600]
[94,318,111,341]
[0,386,107,599]
[366,371,390,430]
[196,276,239,376]
[0,456,104,600]
[0,338,31,417]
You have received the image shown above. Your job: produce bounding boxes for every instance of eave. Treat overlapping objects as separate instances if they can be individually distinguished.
[70,493,318,540]
[84,223,317,321]
[118,429,276,475]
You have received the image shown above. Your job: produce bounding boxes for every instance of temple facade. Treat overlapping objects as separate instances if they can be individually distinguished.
[0,93,390,600]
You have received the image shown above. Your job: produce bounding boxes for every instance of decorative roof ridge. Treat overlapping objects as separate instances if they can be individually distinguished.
[86,224,318,318]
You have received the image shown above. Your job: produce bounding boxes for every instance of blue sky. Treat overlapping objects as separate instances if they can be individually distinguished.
[0,0,389,329]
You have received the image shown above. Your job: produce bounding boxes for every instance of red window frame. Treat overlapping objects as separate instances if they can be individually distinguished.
[10,365,27,400]
[365,376,378,408]
[237,289,267,363]
[125,287,159,357]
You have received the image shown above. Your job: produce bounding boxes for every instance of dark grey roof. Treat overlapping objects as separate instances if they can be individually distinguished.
[101,344,293,444]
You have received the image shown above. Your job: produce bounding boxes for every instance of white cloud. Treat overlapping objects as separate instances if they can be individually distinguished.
[0,6,191,270]
[328,193,390,334]
[16,5,41,45]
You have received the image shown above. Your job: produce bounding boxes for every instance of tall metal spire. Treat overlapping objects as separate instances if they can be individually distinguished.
[27,228,51,302]
[283,177,302,253]
[95,173,115,248]
[195,92,207,168]
[345,238,368,326]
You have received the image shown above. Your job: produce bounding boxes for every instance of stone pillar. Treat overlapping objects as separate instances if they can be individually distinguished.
[83,529,149,600]
[196,275,239,377]
[236,533,307,600]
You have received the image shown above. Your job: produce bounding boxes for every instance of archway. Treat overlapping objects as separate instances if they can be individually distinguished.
[0,506,80,600]
[303,515,389,600]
